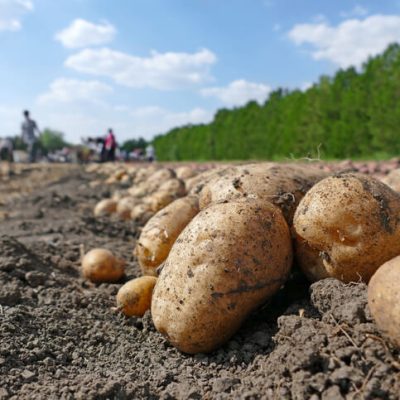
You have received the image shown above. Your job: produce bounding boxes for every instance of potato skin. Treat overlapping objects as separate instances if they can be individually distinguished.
[151,199,293,354]
[135,196,199,276]
[294,173,400,283]
[199,163,327,225]
[116,276,158,317]
[368,257,400,348]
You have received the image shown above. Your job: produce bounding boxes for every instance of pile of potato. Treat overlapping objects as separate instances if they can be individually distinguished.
[83,162,400,353]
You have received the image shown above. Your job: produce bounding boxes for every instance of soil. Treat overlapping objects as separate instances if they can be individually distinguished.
[1,163,400,400]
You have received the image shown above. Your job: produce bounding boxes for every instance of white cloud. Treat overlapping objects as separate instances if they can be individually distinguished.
[65,47,217,90]
[288,14,400,68]
[201,79,271,106]
[300,81,313,91]
[37,78,113,104]
[0,0,33,31]
[340,5,368,19]
[55,19,116,49]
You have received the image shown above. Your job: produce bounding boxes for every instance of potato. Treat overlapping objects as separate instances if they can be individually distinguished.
[133,167,156,184]
[199,163,327,225]
[381,168,400,192]
[116,196,138,220]
[293,173,400,283]
[151,199,292,354]
[145,168,176,192]
[127,183,149,198]
[116,276,158,317]
[94,199,117,217]
[368,256,400,348]
[186,166,231,194]
[135,196,199,276]
[175,166,197,180]
[158,178,186,197]
[131,203,154,224]
[147,191,176,212]
[82,248,125,283]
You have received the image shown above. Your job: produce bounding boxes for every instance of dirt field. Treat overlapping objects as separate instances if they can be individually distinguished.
[1,163,400,399]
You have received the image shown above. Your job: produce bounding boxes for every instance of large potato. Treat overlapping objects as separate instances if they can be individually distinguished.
[135,196,199,276]
[151,199,292,354]
[199,163,327,225]
[368,256,400,348]
[293,173,400,283]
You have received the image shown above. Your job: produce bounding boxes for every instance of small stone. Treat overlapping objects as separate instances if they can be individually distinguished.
[25,271,47,287]
[21,369,36,381]
[0,387,9,400]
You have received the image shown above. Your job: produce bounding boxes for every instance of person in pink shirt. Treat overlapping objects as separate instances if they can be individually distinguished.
[104,128,117,162]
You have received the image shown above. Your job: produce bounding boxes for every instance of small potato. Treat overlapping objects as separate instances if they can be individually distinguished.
[158,178,186,197]
[152,198,292,354]
[294,173,400,283]
[381,168,400,192]
[131,203,154,224]
[145,168,176,193]
[127,183,149,198]
[175,166,197,180]
[116,276,158,317]
[94,199,117,217]
[112,190,128,202]
[135,196,199,276]
[368,256,400,348]
[116,197,138,220]
[82,248,125,283]
[147,191,176,212]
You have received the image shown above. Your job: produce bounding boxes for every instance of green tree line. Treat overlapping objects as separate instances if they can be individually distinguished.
[153,43,400,161]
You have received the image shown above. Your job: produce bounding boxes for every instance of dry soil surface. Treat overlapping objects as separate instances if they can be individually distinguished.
[0,163,399,400]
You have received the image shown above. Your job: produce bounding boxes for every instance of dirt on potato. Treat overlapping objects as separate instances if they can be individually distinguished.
[0,163,399,400]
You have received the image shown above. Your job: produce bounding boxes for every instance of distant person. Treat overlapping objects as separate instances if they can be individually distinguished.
[146,144,155,162]
[21,110,40,163]
[0,137,14,162]
[104,128,117,162]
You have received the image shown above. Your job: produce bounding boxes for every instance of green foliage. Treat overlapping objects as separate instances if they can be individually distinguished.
[153,43,400,161]
[121,137,148,153]
[39,129,69,154]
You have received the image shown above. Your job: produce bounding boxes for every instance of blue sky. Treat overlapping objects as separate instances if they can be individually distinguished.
[1,0,400,143]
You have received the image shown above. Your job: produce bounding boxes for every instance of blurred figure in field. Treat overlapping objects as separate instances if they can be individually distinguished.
[21,110,40,163]
[0,137,14,162]
[104,128,117,162]
[146,144,155,162]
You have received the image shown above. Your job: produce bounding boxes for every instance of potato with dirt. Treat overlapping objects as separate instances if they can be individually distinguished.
[368,256,400,348]
[199,163,327,225]
[135,196,199,276]
[293,173,400,283]
[94,198,117,217]
[131,203,154,224]
[82,248,125,283]
[151,198,293,354]
[116,276,158,317]
[116,196,138,220]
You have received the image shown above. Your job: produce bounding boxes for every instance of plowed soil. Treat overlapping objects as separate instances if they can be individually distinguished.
[0,163,399,400]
